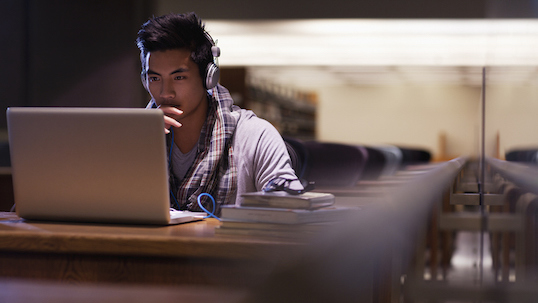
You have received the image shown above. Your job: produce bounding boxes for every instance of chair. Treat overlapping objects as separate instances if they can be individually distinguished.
[506,148,538,164]
[302,141,368,187]
[397,146,431,165]
[373,145,403,176]
[515,193,538,281]
[361,147,387,180]
[283,137,308,180]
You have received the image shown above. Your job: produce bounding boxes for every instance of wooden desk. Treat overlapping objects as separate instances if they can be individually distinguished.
[0,212,304,287]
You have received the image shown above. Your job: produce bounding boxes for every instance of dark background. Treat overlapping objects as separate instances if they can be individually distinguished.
[1,0,537,128]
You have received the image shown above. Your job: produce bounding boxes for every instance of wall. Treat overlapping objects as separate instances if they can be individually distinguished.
[316,84,482,159]
[0,0,154,129]
[0,1,26,130]
[486,82,538,158]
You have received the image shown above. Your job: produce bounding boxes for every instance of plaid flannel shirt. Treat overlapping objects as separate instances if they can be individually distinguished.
[169,85,239,215]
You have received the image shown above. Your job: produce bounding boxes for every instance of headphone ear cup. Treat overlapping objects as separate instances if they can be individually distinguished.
[205,62,220,89]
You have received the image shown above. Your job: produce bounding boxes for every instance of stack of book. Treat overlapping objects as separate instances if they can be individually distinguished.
[216,191,356,240]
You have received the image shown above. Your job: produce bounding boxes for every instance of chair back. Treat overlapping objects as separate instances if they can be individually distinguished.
[303,141,368,187]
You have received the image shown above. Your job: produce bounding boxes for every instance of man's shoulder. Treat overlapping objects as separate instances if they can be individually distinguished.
[233,109,286,159]
[235,108,275,132]
[232,109,283,151]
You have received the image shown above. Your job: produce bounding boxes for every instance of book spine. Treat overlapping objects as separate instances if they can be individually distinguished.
[221,208,299,224]
[215,226,310,240]
[240,200,310,209]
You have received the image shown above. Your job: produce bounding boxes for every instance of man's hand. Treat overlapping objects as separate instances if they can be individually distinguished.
[157,105,183,134]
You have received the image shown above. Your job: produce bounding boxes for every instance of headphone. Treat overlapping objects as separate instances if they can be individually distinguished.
[140,32,221,91]
[204,32,221,89]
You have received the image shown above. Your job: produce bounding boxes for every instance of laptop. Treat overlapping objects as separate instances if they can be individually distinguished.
[6,107,205,225]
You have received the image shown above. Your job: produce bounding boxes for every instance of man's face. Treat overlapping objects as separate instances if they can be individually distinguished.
[145,49,207,122]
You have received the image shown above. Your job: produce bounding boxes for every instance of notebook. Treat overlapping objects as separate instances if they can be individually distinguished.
[6,107,206,225]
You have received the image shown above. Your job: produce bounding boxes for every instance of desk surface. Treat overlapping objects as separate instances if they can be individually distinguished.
[0,212,306,286]
[0,212,303,260]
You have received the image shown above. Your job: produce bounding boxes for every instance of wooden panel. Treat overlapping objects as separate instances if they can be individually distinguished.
[0,279,247,303]
[0,251,276,287]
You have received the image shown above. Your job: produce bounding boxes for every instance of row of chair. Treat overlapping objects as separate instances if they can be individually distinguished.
[506,148,538,164]
[284,137,431,188]
[489,168,538,282]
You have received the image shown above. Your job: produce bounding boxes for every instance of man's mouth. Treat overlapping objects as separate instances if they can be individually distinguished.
[159,103,181,109]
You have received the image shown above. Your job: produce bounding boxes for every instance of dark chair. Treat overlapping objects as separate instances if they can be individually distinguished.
[303,141,368,187]
[506,148,538,164]
[283,137,309,180]
[361,147,386,180]
[373,145,403,176]
[397,146,431,165]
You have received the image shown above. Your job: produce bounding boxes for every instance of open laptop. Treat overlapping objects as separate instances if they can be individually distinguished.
[6,107,205,225]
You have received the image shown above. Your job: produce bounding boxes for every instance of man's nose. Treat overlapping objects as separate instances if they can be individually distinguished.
[160,79,175,99]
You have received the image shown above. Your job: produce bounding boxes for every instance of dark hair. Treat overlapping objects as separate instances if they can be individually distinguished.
[136,12,214,81]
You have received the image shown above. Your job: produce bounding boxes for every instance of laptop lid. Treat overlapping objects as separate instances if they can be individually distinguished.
[6,107,189,225]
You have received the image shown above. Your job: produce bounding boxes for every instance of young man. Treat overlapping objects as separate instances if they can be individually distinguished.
[136,12,301,215]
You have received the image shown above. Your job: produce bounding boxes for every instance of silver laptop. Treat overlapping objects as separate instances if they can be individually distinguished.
[6,107,205,225]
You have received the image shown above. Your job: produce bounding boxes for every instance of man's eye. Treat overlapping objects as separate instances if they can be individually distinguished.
[148,76,159,82]
[175,76,186,80]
